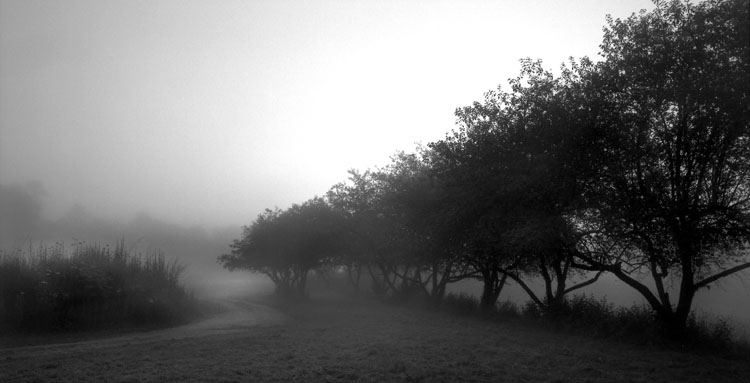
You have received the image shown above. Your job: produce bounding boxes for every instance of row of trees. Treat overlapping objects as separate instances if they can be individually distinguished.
[220,0,750,335]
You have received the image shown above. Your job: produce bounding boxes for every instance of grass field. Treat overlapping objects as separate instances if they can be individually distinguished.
[2,296,748,383]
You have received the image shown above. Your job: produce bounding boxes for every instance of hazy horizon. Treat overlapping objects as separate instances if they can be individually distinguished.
[3,0,748,336]
[1,0,656,229]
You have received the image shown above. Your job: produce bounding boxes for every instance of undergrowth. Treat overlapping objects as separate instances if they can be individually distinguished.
[433,292,749,357]
[0,241,197,332]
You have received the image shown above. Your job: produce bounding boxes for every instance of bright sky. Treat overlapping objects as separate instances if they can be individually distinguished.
[0,0,655,228]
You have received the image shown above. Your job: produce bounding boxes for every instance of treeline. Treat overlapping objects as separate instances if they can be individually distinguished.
[219,0,750,337]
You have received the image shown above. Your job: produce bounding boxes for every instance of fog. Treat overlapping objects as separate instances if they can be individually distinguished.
[3,180,748,337]
[0,181,268,300]
[0,0,652,303]
[0,0,656,229]
[2,0,748,337]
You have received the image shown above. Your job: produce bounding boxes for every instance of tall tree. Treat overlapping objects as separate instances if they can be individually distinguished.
[575,0,750,333]
[431,59,603,312]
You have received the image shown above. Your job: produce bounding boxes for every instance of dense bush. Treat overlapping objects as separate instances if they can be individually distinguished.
[0,241,195,332]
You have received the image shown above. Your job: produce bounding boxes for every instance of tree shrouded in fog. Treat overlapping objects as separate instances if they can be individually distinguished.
[326,168,411,296]
[0,181,46,245]
[430,57,608,313]
[221,0,749,338]
[218,198,346,297]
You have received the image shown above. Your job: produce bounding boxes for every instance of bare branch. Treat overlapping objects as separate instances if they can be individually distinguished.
[563,270,604,295]
[695,262,750,290]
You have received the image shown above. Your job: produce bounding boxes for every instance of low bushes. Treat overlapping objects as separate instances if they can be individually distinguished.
[0,241,196,332]
[430,293,747,354]
[440,293,479,316]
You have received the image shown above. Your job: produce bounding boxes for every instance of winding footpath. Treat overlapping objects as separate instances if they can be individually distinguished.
[0,298,287,358]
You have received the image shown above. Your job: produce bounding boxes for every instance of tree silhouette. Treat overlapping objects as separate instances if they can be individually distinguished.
[573,0,750,334]
[222,0,749,339]
[219,198,346,297]
[432,59,603,313]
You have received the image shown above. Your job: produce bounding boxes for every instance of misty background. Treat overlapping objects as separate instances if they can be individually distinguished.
[1,0,748,335]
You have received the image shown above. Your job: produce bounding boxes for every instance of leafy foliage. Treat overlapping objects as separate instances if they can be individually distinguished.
[573,0,750,333]
[222,0,749,338]
[219,198,346,297]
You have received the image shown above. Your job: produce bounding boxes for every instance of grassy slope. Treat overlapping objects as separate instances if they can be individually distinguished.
[1,298,747,383]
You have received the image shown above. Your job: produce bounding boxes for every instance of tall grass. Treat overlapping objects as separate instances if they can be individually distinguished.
[0,241,195,332]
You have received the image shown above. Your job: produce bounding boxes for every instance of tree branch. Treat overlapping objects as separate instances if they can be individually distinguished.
[695,262,750,290]
[502,269,544,308]
[563,270,604,295]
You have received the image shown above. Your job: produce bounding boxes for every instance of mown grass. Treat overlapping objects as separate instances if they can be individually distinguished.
[2,296,747,383]
[306,272,749,355]
[0,241,197,332]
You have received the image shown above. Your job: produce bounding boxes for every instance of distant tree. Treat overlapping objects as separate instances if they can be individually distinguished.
[378,150,475,303]
[573,0,750,334]
[327,169,408,296]
[0,181,45,246]
[327,151,477,303]
[219,198,346,297]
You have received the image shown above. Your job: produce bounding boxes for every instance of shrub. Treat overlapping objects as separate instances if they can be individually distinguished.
[495,300,520,319]
[610,304,661,344]
[513,294,746,352]
[521,300,542,321]
[0,241,196,332]
[683,313,737,351]
[440,293,479,316]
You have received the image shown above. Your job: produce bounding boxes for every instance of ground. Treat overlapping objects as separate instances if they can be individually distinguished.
[1,296,748,382]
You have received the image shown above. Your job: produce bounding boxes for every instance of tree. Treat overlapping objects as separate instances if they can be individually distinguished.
[328,151,476,302]
[378,150,475,303]
[431,59,604,313]
[218,198,346,297]
[574,0,750,333]
[0,181,45,245]
[430,103,516,310]
[498,60,607,314]
[326,169,405,295]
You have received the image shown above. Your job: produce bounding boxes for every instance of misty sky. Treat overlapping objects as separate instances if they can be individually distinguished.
[0,0,655,228]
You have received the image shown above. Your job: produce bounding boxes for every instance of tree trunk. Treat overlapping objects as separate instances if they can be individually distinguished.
[347,264,361,294]
[480,269,508,311]
[296,268,309,298]
[671,237,697,336]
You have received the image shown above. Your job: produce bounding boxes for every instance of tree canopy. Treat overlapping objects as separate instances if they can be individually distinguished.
[218,198,346,297]
[220,0,749,335]
[573,0,750,332]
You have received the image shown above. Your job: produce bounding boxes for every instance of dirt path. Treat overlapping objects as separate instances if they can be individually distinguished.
[161,298,287,338]
[0,298,287,357]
